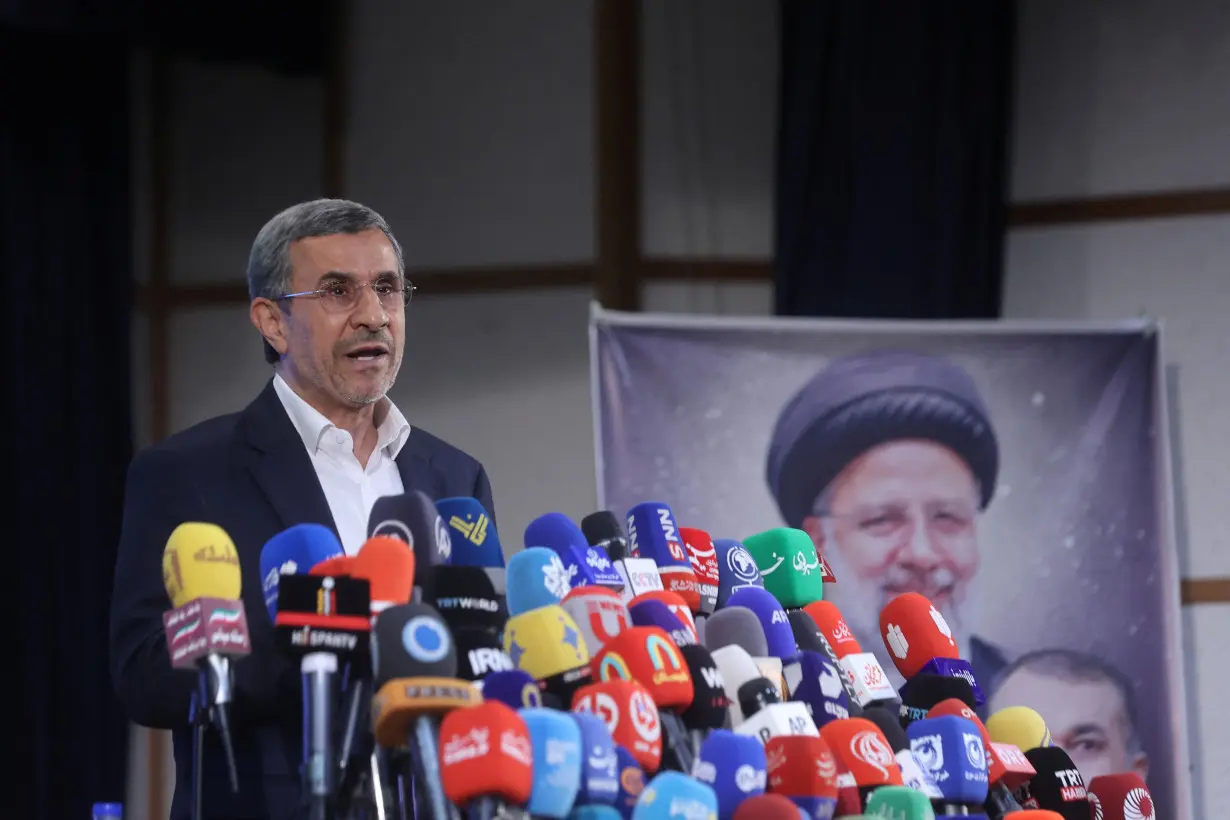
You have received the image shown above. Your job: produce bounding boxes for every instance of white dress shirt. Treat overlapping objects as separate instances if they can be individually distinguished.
[273,374,411,555]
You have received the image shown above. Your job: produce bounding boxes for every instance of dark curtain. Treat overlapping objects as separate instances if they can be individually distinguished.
[774,0,1015,318]
[1,23,134,820]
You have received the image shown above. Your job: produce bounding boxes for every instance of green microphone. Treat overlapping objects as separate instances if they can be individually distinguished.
[742,528,824,608]
[865,784,937,818]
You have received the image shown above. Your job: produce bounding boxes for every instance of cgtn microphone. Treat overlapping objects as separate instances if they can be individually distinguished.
[802,601,897,708]
[439,699,533,819]
[879,591,985,705]
[161,522,250,793]
[527,512,625,593]
[763,735,838,820]
[626,501,700,610]
[1088,772,1155,820]
[367,490,452,597]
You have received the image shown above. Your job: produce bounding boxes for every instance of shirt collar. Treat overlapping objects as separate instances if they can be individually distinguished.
[272,373,411,460]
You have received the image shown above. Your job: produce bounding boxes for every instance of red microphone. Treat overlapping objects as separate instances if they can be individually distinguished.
[1088,772,1156,820]
[310,555,354,576]
[439,700,533,815]
[802,600,898,706]
[764,735,838,817]
[818,717,903,813]
[350,536,416,613]
[927,697,1034,812]
[678,527,719,615]
[732,793,804,819]
[571,679,663,772]
[879,591,986,705]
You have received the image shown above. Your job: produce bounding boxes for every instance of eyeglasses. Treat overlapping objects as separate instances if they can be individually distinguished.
[278,277,415,313]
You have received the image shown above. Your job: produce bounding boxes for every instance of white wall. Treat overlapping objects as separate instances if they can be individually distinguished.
[126,0,1230,816]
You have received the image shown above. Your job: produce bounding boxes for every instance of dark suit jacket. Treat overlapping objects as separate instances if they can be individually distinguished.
[109,380,495,820]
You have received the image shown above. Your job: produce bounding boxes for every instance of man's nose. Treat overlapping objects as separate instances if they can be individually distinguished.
[350,284,388,328]
[898,516,942,567]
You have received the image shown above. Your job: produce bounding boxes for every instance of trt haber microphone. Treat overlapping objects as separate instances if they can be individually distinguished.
[1020,747,1090,819]
[424,564,505,634]
[572,678,665,773]
[859,705,942,801]
[438,699,533,816]
[742,527,825,609]
[763,735,839,820]
[691,729,767,819]
[731,793,806,820]
[478,669,543,711]
[632,771,718,820]
[629,590,699,643]
[259,523,344,619]
[614,745,647,817]
[1088,772,1155,820]
[629,599,695,647]
[161,522,249,793]
[786,610,861,709]
[435,496,503,567]
[572,710,621,807]
[506,546,573,615]
[803,601,897,708]
[453,628,514,680]
[898,674,976,727]
[726,586,799,663]
[818,718,904,801]
[625,501,700,610]
[678,527,719,615]
[519,707,583,818]
[677,644,730,748]
[787,652,851,728]
[527,511,625,591]
[582,510,629,558]
[985,706,1053,751]
[879,591,984,705]
[906,715,990,810]
[563,585,633,656]
[351,534,416,613]
[863,785,936,819]
[371,602,482,820]
[713,538,765,608]
[368,490,453,595]
[503,604,592,706]
[928,697,1033,797]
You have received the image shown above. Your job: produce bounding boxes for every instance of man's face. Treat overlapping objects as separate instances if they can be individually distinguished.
[990,668,1149,782]
[268,230,404,413]
[803,439,981,659]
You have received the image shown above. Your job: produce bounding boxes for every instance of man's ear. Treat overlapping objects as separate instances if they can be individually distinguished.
[250,298,289,357]
[801,515,827,555]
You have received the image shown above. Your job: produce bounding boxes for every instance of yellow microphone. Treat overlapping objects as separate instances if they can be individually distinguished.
[502,604,592,706]
[986,705,1054,751]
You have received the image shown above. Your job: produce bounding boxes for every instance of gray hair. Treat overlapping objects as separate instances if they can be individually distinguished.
[247,199,405,364]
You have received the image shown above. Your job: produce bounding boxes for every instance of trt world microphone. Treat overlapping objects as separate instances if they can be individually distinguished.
[928,697,1033,800]
[581,510,629,560]
[161,522,250,793]
[691,729,767,819]
[614,745,647,816]
[371,603,482,820]
[506,547,572,615]
[863,784,935,819]
[879,592,985,705]
[527,512,625,592]
[731,793,807,820]
[742,528,825,609]
[802,601,897,708]
[713,538,765,608]
[787,652,851,729]
[562,585,632,656]
[439,699,533,818]
[763,735,839,820]
[259,523,345,619]
[572,679,664,773]
[906,715,990,812]
[818,718,904,804]
[633,771,718,820]
[899,674,976,727]
[785,610,861,709]
[1020,747,1090,819]
[629,590,699,643]
[859,706,942,801]
[678,527,719,615]
[677,644,730,751]
[478,669,543,711]
[1088,772,1155,820]
[520,707,584,818]
[629,599,695,647]
[571,710,621,808]
[424,564,505,634]
[368,490,453,596]
[503,604,592,706]
[626,501,700,610]
[436,496,504,568]
[985,706,1053,751]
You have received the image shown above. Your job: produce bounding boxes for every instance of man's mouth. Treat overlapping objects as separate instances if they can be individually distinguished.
[344,344,389,362]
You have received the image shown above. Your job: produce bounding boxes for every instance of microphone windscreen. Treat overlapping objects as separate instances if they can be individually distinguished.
[506,547,571,616]
[634,771,717,820]
[561,586,631,655]
[521,707,583,817]
[879,591,960,678]
[628,599,695,647]
[905,715,989,805]
[571,710,621,806]
[714,538,765,608]
[453,628,514,681]
[860,706,909,753]
[439,700,533,807]
[731,793,804,820]
[742,528,825,609]
[1088,772,1154,820]
[614,746,647,814]
[593,626,694,710]
[726,587,798,661]
[900,674,976,726]
[310,555,353,577]
[165,522,243,608]
[572,679,664,773]
[709,645,762,726]
[692,729,767,816]
[258,523,342,618]
[626,501,686,566]
[985,705,1053,751]
[790,651,851,726]
[926,698,1008,786]
[737,677,781,718]
[786,610,828,655]
[526,512,606,587]
[371,602,457,686]
[628,591,698,643]
[677,644,730,732]
[818,718,904,788]
[703,607,768,658]
[367,490,453,577]
[435,496,503,568]
[424,565,505,633]
[802,601,863,657]
[864,784,937,819]
[764,735,839,799]
[1022,747,1091,819]
[678,527,719,615]
[351,535,416,611]
[503,604,590,680]
[478,669,543,711]
[581,511,628,558]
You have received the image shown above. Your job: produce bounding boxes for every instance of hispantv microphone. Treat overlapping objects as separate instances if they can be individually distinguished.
[581,510,629,560]
[763,735,839,819]
[742,528,825,609]
[633,771,718,820]
[526,512,625,592]
[803,601,898,708]
[506,546,572,615]
[678,527,719,616]
[625,502,700,610]
[691,729,767,819]
[713,538,765,608]
[571,678,664,773]
[520,707,584,818]
[368,490,453,597]
[1088,772,1155,820]
[880,591,985,705]
[906,715,990,813]
[161,522,250,794]
[439,699,533,819]
[259,523,345,619]
[1019,747,1091,819]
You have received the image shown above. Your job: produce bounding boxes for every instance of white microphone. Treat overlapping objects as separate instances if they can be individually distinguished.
[838,652,898,706]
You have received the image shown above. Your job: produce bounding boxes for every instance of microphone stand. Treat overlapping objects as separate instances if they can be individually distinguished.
[302,653,339,820]
[189,691,206,820]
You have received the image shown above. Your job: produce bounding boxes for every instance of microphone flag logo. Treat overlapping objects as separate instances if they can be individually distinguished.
[818,664,844,699]
[911,733,946,781]
[929,605,955,644]
[542,554,575,598]
[434,515,452,561]
[402,615,451,663]
[1090,792,1104,820]
[1125,786,1155,820]
[885,623,909,659]
[851,731,894,779]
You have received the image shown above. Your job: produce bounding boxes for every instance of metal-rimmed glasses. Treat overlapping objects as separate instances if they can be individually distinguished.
[277,276,415,313]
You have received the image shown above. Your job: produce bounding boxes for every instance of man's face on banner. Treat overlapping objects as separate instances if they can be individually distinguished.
[802,439,981,660]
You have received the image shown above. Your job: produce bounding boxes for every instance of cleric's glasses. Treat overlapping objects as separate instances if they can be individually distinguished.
[278,276,415,313]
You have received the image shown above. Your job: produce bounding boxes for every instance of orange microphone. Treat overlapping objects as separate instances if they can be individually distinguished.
[351,535,416,614]
[439,700,533,817]
[803,600,898,707]
[310,555,354,577]
[764,735,839,819]
[571,678,663,772]
[818,717,903,813]
[879,591,986,705]
[927,697,1034,813]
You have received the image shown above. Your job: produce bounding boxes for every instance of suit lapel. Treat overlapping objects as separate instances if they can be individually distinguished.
[396,434,443,499]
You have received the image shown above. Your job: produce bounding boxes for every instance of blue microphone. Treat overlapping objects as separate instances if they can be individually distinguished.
[436,496,504,568]
[632,771,718,820]
[906,715,990,811]
[714,539,765,608]
[628,599,696,647]
[258,523,343,620]
[726,586,798,662]
[691,729,767,819]
[626,501,688,567]
[506,546,572,616]
[521,707,583,818]
[571,711,620,807]
[478,669,543,711]
[613,746,646,820]
[788,651,850,728]
[527,512,627,591]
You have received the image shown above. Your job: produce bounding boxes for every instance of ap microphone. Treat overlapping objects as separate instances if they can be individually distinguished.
[713,538,765,608]
[527,512,625,592]
[259,523,345,620]
[626,501,700,610]
[506,546,571,616]
[1020,747,1091,819]
[803,600,898,708]
[436,495,504,568]
[906,715,990,812]
[762,735,839,819]
[691,729,767,819]
[561,585,632,656]
[503,604,592,706]
[581,510,629,559]
[634,771,718,820]
[367,490,452,598]
[880,591,984,705]
[678,527,719,616]
[439,699,533,818]
[161,522,250,794]
[1089,772,1155,820]
[572,678,665,773]
[521,707,584,818]
[742,528,825,609]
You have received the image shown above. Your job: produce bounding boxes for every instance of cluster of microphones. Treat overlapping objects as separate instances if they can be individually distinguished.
[160,493,1155,820]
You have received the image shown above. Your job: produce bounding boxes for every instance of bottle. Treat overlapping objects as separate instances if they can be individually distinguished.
[92,803,123,820]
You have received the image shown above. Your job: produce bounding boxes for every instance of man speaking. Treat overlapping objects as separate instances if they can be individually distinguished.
[110,199,494,819]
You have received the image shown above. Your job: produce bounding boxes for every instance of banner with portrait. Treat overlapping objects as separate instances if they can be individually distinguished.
[589,304,1191,817]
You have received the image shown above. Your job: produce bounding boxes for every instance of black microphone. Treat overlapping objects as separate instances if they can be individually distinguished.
[785,609,863,714]
[737,676,782,719]
[581,510,629,560]
[423,564,506,635]
[678,644,730,756]
[368,490,452,600]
